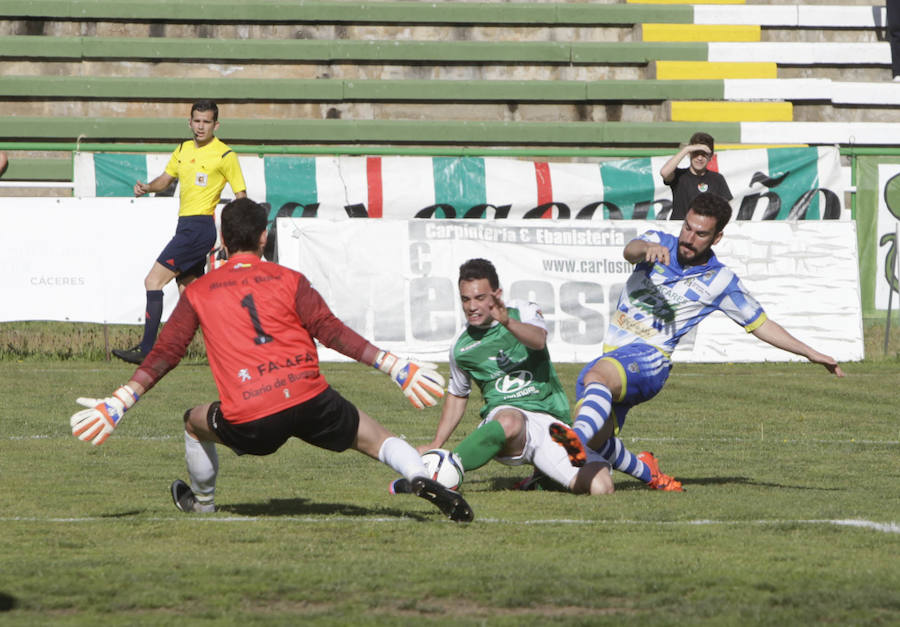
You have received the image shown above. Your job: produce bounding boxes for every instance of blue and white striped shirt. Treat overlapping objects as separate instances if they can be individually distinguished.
[604,230,767,357]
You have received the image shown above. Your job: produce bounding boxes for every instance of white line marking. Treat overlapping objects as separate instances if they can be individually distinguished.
[2,517,897,533]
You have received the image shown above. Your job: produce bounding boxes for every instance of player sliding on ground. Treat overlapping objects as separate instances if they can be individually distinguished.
[392,258,614,497]
[69,198,473,523]
[549,192,845,491]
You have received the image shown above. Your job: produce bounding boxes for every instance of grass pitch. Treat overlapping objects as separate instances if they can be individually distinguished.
[0,358,897,625]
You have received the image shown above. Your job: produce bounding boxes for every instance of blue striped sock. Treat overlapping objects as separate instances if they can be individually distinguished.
[596,437,650,483]
[572,382,612,446]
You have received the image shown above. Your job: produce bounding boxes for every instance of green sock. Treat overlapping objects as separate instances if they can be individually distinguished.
[453,420,507,471]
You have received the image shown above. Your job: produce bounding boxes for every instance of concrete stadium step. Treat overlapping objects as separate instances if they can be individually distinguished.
[640,23,760,42]
[693,4,886,27]
[654,61,777,79]
[708,41,889,64]
[0,75,725,103]
[669,101,793,122]
[0,116,744,146]
[629,0,744,4]
[0,0,894,153]
[0,1,686,25]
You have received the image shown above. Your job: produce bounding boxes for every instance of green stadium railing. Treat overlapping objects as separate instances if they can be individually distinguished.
[0,36,709,64]
[0,76,725,102]
[0,1,693,25]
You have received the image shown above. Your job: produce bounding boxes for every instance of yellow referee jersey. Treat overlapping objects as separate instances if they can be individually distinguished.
[165,137,247,217]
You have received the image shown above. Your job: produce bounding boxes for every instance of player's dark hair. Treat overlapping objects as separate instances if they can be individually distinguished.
[689,131,714,153]
[689,192,732,233]
[191,100,219,121]
[459,258,499,290]
[222,198,268,253]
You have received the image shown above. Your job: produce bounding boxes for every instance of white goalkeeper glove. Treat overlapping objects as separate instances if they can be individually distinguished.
[70,385,139,446]
[374,351,445,409]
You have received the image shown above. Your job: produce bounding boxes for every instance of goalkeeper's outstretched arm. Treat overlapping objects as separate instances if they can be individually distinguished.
[69,380,147,446]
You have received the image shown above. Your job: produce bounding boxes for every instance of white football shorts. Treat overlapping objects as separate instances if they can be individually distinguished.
[482,405,609,491]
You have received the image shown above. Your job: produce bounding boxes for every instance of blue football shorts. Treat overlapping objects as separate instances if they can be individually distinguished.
[156,215,217,276]
[575,343,671,431]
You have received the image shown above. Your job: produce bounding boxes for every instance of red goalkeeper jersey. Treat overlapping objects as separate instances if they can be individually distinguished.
[133,253,375,423]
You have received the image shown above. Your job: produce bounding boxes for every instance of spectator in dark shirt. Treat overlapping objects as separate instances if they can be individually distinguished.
[660,132,732,220]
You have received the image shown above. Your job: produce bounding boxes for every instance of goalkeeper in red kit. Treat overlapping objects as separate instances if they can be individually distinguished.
[69,198,473,523]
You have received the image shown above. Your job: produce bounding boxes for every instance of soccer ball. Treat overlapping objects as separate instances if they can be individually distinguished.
[421,448,464,491]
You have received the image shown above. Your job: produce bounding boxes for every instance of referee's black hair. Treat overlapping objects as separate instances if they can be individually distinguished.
[191,100,219,121]
[222,198,268,253]
[459,258,499,290]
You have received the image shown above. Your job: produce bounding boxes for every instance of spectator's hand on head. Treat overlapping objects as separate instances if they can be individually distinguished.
[686,144,711,157]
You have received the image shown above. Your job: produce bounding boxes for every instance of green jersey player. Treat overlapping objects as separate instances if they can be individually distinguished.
[395,258,612,496]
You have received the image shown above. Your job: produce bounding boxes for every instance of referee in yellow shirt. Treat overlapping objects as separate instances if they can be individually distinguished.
[114,100,247,364]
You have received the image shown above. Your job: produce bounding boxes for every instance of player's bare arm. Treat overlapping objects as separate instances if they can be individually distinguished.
[134,172,176,197]
[491,291,547,350]
[418,393,469,454]
[751,319,845,377]
[624,239,670,265]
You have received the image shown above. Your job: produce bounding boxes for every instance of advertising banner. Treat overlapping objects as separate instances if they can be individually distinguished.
[855,156,900,314]
[277,218,863,363]
[0,197,181,324]
[74,146,847,222]
[0,200,863,365]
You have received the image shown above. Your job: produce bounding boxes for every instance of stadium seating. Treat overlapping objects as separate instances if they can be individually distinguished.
[0,0,895,192]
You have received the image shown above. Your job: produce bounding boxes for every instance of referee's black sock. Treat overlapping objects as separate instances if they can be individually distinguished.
[139,290,164,354]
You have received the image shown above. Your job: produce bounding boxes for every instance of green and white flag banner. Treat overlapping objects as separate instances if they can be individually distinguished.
[74,146,847,222]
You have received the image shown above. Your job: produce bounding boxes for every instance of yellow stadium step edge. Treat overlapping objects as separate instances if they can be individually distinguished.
[717,144,808,150]
[641,23,760,42]
[654,61,776,80]
[669,101,793,123]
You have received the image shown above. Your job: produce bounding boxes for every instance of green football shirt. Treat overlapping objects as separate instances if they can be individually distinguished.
[447,301,571,423]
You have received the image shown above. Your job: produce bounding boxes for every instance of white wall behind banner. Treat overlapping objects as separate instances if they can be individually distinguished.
[277,219,864,363]
[0,197,181,323]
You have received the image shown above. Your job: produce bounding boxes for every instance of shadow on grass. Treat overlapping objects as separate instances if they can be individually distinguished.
[0,592,18,612]
[220,497,428,521]
[485,475,842,493]
[99,510,146,518]
[615,476,843,492]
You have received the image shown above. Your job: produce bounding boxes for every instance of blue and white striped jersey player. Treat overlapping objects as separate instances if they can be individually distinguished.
[550,192,845,491]
[397,257,613,496]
